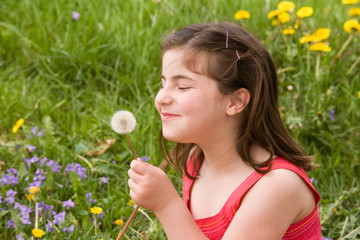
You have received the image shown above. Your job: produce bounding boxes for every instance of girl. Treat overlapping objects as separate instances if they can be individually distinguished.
[127,22,322,239]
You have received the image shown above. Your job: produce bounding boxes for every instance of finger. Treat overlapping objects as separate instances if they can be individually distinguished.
[128,179,142,205]
[128,168,141,184]
[130,159,148,175]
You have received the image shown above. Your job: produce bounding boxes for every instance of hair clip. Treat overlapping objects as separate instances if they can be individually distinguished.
[226,30,229,49]
[236,50,241,60]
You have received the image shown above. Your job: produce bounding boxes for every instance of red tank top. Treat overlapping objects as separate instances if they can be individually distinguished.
[182,156,322,240]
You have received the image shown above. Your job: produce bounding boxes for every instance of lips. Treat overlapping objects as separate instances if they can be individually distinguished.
[161,112,180,121]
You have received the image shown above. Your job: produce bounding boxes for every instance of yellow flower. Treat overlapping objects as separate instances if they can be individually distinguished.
[267,9,284,19]
[342,0,359,4]
[358,91,360,98]
[278,12,290,23]
[283,26,295,35]
[300,34,317,43]
[317,110,323,116]
[310,42,331,52]
[296,6,314,18]
[314,28,331,41]
[128,199,134,206]
[12,118,24,133]
[29,186,40,195]
[90,206,103,215]
[278,1,295,11]
[115,219,124,226]
[349,7,360,16]
[271,19,279,26]
[32,229,45,238]
[25,194,34,201]
[234,10,251,20]
[344,19,360,33]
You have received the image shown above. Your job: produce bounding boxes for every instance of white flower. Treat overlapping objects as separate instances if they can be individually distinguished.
[110,111,136,134]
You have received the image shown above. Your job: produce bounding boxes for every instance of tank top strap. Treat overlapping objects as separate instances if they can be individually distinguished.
[270,157,320,203]
[182,153,202,207]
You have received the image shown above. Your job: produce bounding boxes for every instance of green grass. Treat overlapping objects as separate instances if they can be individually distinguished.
[0,0,359,239]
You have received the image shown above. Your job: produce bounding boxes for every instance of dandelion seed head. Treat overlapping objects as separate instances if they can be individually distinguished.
[111,110,136,134]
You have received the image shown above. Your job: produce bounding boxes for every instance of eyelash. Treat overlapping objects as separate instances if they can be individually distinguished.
[178,87,190,90]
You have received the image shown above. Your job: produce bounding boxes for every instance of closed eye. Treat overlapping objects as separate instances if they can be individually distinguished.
[178,87,191,90]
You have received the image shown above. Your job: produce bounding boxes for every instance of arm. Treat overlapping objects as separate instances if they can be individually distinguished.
[127,159,208,240]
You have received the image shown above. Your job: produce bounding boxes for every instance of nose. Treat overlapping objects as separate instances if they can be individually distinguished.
[155,87,173,107]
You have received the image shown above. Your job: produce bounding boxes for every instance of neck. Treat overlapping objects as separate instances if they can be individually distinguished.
[197,138,245,172]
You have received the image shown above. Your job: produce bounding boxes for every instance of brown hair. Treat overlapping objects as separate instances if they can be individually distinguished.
[158,22,313,180]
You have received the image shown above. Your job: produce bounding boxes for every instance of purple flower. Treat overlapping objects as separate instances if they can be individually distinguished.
[0,195,2,204]
[7,219,15,229]
[38,157,48,167]
[53,211,66,225]
[65,163,87,178]
[5,189,17,205]
[28,180,41,188]
[46,159,62,173]
[99,177,109,184]
[33,169,46,182]
[310,178,318,184]
[15,203,32,225]
[85,192,97,205]
[7,169,18,175]
[23,155,39,167]
[140,156,150,162]
[329,110,335,121]
[322,238,333,240]
[62,224,75,233]
[39,202,56,219]
[71,11,81,21]
[1,168,19,187]
[63,199,75,210]
[16,235,24,240]
[31,126,45,137]
[46,222,54,233]
[31,126,39,136]
[25,144,36,153]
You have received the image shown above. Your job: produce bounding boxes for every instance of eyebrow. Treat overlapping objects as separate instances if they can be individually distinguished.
[161,74,195,82]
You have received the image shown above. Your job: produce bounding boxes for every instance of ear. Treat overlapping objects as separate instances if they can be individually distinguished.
[226,88,250,116]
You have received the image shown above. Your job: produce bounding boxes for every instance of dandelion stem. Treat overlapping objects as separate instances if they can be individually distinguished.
[126,134,137,159]
[346,55,360,75]
[117,205,140,240]
[94,217,97,236]
[315,52,321,80]
[281,31,290,55]
[306,48,311,73]
[35,201,39,229]
[336,33,353,59]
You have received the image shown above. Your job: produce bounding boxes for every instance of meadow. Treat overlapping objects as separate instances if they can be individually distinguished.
[0,0,359,239]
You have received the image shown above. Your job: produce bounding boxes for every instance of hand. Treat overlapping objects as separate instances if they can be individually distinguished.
[127,158,179,213]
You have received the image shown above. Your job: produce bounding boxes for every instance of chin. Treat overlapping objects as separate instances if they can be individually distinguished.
[162,131,189,143]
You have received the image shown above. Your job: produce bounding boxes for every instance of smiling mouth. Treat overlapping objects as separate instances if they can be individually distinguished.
[161,113,179,120]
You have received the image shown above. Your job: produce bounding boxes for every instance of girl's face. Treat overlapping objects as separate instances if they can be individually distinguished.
[155,49,231,146]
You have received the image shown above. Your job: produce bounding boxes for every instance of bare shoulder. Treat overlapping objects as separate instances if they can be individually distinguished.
[222,168,316,240]
[249,168,316,222]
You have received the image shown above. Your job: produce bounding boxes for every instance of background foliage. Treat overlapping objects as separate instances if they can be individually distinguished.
[0,0,359,239]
